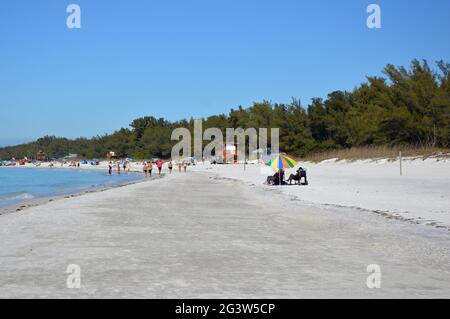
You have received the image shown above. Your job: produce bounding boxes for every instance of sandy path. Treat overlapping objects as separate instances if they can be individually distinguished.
[0,172,449,298]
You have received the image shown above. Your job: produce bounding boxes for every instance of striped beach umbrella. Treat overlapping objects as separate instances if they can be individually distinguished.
[263,153,298,170]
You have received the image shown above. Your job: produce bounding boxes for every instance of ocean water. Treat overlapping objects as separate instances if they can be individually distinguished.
[0,168,142,208]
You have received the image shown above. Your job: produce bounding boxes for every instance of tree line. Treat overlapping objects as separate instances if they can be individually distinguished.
[1,59,449,160]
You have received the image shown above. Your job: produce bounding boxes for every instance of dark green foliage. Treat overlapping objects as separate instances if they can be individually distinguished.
[1,60,449,160]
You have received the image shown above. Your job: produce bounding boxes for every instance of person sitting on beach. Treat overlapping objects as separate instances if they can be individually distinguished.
[266,170,285,185]
[266,172,278,185]
[278,169,285,185]
[287,167,308,185]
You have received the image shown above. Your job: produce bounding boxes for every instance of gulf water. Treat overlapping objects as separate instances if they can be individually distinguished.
[0,168,142,208]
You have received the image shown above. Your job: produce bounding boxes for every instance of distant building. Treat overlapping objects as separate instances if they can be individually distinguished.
[36,150,47,162]
[106,151,117,160]
[223,143,241,164]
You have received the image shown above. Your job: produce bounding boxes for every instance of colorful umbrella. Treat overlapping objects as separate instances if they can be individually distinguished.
[263,153,298,170]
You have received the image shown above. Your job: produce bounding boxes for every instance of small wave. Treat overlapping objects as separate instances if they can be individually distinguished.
[0,192,35,202]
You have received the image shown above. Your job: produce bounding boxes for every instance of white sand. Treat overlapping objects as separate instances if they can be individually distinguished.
[192,158,450,230]
[0,169,449,298]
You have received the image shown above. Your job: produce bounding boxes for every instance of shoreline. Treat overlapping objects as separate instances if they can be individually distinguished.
[0,170,163,217]
[4,167,448,233]
[2,157,450,233]
[0,160,153,173]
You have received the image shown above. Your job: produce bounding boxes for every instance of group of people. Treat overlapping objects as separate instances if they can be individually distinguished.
[108,160,131,175]
[266,167,308,186]
[107,158,191,176]
[142,159,164,176]
[176,161,188,173]
[142,159,189,177]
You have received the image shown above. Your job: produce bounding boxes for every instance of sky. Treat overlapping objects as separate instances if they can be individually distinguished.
[0,0,449,146]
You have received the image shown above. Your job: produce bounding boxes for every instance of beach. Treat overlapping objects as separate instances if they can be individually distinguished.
[0,166,449,298]
[193,157,450,230]
[1,0,449,304]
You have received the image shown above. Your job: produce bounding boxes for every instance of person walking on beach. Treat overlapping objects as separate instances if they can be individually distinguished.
[177,161,182,173]
[157,159,163,175]
[183,161,188,173]
[168,160,173,174]
[148,161,153,176]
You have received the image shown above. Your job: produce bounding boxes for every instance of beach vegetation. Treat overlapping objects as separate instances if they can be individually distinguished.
[1,59,449,160]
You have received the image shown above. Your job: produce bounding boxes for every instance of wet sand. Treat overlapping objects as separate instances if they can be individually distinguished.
[0,172,449,298]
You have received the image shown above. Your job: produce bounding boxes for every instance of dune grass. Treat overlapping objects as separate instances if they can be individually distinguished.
[303,146,450,163]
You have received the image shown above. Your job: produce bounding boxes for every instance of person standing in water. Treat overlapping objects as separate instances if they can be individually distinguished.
[143,161,149,177]
[168,160,173,174]
[117,162,121,174]
[108,163,113,175]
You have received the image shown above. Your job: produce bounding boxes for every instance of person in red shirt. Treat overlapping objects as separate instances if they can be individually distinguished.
[157,159,163,175]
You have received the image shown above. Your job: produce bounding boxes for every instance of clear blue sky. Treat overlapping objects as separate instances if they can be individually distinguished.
[1,0,449,146]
